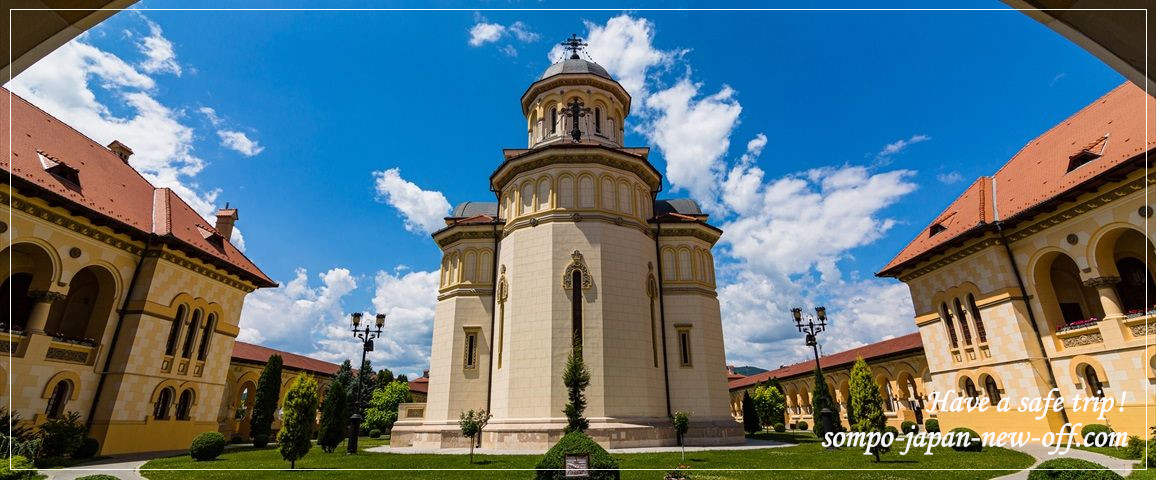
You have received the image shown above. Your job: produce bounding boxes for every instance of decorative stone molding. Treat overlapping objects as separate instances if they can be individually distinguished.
[1082,276,1121,287]
[1131,323,1155,337]
[46,346,90,363]
[27,290,67,303]
[2,191,145,255]
[562,251,593,290]
[497,266,509,303]
[435,229,499,248]
[1062,332,1104,348]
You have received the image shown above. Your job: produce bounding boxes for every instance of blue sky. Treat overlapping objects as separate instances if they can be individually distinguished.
[6,4,1126,376]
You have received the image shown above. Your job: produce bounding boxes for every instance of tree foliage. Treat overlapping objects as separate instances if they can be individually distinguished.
[375,369,395,390]
[849,357,888,461]
[351,359,375,412]
[317,380,349,453]
[741,391,760,434]
[249,354,283,442]
[752,384,786,429]
[364,380,412,433]
[458,409,492,464]
[562,345,590,434]
[277,374,318,469]
[810,367,840,436]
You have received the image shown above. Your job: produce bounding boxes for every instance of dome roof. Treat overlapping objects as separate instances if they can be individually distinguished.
[541,58,612,81]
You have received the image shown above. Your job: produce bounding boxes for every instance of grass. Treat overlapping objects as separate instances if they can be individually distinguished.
[138,431,1034,479]
[1074,445,1143,461]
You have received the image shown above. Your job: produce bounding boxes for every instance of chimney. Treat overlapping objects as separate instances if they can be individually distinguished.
[215,205,239,242]
[422,369,429,379]
[107,140,134,163]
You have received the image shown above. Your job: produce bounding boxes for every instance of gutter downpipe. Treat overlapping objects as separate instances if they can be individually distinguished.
[480,190,502,448]
[651,192,673,418]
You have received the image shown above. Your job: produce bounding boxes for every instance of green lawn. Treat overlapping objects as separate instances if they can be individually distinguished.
[139,432,1034,480]
[1074,445,1143,461]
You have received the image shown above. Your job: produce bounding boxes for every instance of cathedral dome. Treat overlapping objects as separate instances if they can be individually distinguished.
[540,58,612,81]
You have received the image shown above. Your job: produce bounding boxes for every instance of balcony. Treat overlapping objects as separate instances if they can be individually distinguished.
[1055,318,1104,348]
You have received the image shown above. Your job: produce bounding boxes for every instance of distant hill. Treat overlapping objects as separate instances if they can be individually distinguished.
[732,366,768,376]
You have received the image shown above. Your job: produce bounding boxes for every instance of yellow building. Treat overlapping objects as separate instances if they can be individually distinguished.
[392,41,742,450]
[218,342,339,440]
[1,88,279,454]
[729,333,931,431]
[877,82,1155,438]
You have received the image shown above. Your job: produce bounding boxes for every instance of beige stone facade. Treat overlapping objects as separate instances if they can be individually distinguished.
[391,56,742,450]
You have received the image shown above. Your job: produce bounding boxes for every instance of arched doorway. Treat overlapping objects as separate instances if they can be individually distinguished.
[1034,252,1104,328]
[1098,229,1156,313]
[1,243,56,332]
[45,266,117,343]
[235,381,256,438]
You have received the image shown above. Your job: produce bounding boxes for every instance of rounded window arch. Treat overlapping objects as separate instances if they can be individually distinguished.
[953,298,973,345]
[983,375,1001,403]
[181,309,202,358]
[1083,365,1105,398]
[165,305,188,356]
[45,379,72,419]
[154,386,175,420]
[967,294,988,343]
[963,377,979,399]
[940,302,960,348]
[175,389,194,421]
[197,313,216,361]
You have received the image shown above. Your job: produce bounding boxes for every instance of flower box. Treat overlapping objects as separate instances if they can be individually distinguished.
[1057,318,1100,333]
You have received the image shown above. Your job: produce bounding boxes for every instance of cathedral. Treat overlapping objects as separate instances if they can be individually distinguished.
[391,38,743,450]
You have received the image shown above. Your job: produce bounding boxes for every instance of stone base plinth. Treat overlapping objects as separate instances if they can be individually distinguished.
[391,417,744,451]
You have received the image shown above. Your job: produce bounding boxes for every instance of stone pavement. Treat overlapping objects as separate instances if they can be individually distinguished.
[372,437,790,455]
[41,453,156,480]
[994,443,1135,480]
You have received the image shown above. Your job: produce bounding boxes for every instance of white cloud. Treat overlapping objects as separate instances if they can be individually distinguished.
[469,15,539,52]
[198,106,221,126]
[509,21,540,43]
[547,15,673,104]
[137,17,181,76]
[217,130,264,156]
[877,134,931,159]
[936,171,964,185]
[500,45,519,57]
[468,21,505,46]
[372,168,452,235]
[239,267,358,345]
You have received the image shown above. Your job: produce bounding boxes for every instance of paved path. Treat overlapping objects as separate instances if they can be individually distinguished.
[372,438,790,456]
[42,454,156,480]
[994,443,1134,480]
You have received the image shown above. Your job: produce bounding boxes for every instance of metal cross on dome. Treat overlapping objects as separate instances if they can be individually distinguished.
[565,98,590,143]
[560,34,587,60]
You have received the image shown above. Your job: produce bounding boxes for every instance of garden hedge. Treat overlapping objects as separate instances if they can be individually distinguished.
[925,419,940,433]
[1026,458,1122,480]
[948,427,982,452]
[796,421,808,431]
[534,431,619,480]
[773,423,785,433]
[190,432,227,461]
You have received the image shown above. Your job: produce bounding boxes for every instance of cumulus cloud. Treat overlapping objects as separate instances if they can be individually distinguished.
[239,268,357,345]
[509,21,540,43]
[217,130,264,156]
[936,171,964,185]
[468,14,538,51]
[372,168,452,235]
[468,21,505,46]
[137,17,182,76]
[547,15,673,104]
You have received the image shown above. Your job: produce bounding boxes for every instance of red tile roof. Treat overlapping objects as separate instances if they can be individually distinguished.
[879,82,1155,276]
[728,332,923,391]
[231,341,340,376]
[1,89,275,287]
[408,376,429,394]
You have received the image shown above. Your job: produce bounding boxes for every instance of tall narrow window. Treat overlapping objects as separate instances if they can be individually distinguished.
[882,381,896,411]
[940,303,959,349]
[1084,366,1104,398]
[175,390,194,420]
[165,305,187,356]
[967,294,987,343]
[549,107,557,134]
[963,378,979,399]
[571,271,583,347]
[154,387,174,420]
[463,329,478,369]
[197,313,215,361]
[182,309,202,358]
[984,376,1001,404]
[594,107,601,133]
[677,326,692,367]
[953,299,973,345]
[45,380,71,419]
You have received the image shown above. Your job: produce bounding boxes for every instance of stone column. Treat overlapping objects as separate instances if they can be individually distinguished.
[25,290,65,334]
[1083,276,1124,320]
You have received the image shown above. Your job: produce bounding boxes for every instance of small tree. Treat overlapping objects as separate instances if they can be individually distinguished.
[278,374,318,469]
[811,367,840,436]
[458,409,492,464]
[249,354,283,443]
[672,411,691,462]
[849,357,888,462]
[317,381,348,452]
[353,359,375,412]
[334,360,354,414]
[562,345,590,433]
[375,369,394,390]
[397,374,409,383]
[741,391,760,434]
[363,380,413,433]
[752,384,785,430]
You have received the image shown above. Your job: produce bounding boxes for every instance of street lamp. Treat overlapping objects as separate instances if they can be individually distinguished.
[792,306,835,441]
[347,312,385,454]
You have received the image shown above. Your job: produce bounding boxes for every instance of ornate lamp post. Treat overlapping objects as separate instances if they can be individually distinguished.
[792,306,836,441]
[347,312,385,454]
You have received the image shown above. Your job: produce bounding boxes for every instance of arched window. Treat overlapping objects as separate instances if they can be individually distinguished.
[984,376,1001,403]
[182,309,202,358]
[0,273,34,331]
[940,303,959,348]
[175,390,194,420]
[967,294,987,343]
[571,270,583,347]
[154,387,174,420]
[197,313,215,361]
[882,380,896,411]
[549,107,557,134]
[953,298,973,345]
[1116,257,1154,313]
[963,378,978,399]
[45,380,71,419]
[164,305,187,356]
[594,107,601,133]
[1084,366,1105,398]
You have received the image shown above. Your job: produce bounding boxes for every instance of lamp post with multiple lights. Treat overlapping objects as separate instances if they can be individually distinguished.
[792,306,836,441]
[346,312,385,454]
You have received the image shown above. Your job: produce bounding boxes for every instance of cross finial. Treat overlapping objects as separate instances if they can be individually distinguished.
[561,34,587,60]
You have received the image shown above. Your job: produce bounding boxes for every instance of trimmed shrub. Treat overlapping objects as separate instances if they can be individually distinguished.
[796,421,808,431]
[252,433,270,448]
[77,476,120,480]
[1080,424,1112,443]
[534,431,620,480]
[1026,458,1122,480]
[949,427,983,452]
[773,423,785,433]
[230,435,243,445]
[368,429,382,439]
[901,421,918,435]
[190,432,227,461]
[0,455,35,480]
[925,419,940,433]
[1121,435,1143,459]
[884,426,900,437]
[74,437,100,459]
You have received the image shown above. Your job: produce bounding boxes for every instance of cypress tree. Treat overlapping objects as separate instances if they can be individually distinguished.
[562,345,590,433]
[317,381,348,452]
[849,357,888,462]
[375,368,394,390]
[810,367,839,436]
[351,359,375,412]
[249,354,283,444]
[742,391,760,434]
[278,374,318,468]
